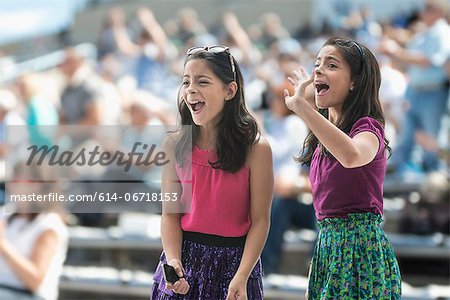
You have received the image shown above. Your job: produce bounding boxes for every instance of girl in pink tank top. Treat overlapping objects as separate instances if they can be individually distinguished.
[150,46,273,300]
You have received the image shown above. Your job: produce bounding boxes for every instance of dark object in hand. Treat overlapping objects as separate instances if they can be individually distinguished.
[162,263,181,284]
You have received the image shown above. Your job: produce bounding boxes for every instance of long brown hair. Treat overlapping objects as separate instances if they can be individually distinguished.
[298,37,391,165]
[175,49,259,173]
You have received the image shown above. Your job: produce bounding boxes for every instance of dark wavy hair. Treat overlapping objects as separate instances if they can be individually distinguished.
[298,36,391,165]
[175,49,259,173]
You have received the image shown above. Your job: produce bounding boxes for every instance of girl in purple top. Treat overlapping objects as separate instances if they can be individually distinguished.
[150,46,273,299]
[284,37,401,299]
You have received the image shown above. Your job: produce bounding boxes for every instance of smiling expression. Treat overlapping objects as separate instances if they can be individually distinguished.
[181,59,232,127]
[314,45,354,115]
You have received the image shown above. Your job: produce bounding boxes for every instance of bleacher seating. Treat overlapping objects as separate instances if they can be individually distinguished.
[62,217,450,299]
[68,222,450,260]
[59,266,450,300]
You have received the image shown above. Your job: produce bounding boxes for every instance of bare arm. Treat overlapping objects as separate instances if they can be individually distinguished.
[160,137,183,262]
[227,137,273,299]
[223,12,253,65]
[0,225,59,292]
[237,138,274,279]
[138,8,169,62]
[389,47,430,67]
[379,39,430,67]
[284,69,379,168]
[160,136,189,294]
[112,25,141,57]
[295,105,379,168]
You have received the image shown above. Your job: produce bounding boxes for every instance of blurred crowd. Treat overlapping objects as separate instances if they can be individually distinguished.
[0,0,449,292]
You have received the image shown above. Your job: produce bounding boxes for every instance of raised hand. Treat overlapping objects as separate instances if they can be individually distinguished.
[284,67,316,113]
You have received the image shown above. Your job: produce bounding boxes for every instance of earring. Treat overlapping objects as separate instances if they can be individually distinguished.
[350,86,354,91]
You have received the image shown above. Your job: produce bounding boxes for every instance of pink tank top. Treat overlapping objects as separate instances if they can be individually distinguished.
[175,146,251,237]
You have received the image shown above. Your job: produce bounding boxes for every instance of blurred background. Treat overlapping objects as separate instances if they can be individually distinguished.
[0,0,448,299]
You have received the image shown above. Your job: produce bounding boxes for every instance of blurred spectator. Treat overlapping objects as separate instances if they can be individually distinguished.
[378,56,408,148]
[310,0,358,35]
[0,89,25,156]
[261,80,315,275]
[0,52,16,81]
[414,128,448,165]
[16,74,59,147]
[97,7,128,60]
[126,90,176,127]
[248,13,290,51]
[96,6,137,78]
[131,7,173,62]
[132,8,179,99]
[163,7,208,48]
[381,10,422,48]
[119,91,176,209]
[0,164,68,300]
[120,90,176,153]
[0,212,67,300]
[353,6,383,48]
[210,11,263,96]
[15,74,58,127]
[59,48,102,125]
[256,39,302,108]
[399,171,450,235]
[214,12,260,67]
[0,89,24,206]
[380,0,450,174]
[97,7,179,101]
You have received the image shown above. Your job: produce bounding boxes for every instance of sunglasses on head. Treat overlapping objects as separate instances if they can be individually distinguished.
[186,45,236,81]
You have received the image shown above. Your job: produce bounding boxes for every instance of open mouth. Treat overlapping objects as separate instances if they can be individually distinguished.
[188,101,205,112]
[315,83,329,96]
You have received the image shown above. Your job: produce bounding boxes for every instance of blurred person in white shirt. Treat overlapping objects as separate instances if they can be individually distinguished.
[0,164,68,300]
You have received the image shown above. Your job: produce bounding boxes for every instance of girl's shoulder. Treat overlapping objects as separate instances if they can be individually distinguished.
[246,135,272,169]
[253,134,272,152]
[349,116,384,138]
[162,131,181,147]
[161,131,183,155]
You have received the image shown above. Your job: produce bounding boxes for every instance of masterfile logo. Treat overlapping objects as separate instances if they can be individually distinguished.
[4,125,192,214]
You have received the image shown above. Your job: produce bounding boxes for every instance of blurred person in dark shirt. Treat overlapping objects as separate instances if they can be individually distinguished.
[59,48,102,126]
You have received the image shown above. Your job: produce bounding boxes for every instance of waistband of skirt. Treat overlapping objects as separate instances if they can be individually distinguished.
[318,212,383,229]
[183,231,247,247]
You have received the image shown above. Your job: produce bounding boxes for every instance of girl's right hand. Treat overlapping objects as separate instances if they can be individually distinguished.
[165,258,190,295]
[284,67,316,113]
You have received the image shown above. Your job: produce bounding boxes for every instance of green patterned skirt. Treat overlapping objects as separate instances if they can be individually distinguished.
[308,213,401,300]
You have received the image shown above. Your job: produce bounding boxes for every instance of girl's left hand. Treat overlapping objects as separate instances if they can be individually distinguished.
[226,274,248,300]
[284,67,315,113]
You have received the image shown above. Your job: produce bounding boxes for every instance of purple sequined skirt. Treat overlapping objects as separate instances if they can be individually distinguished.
[150,235,264,300]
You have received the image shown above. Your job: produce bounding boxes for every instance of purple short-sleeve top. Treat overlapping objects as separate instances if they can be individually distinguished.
[309,117,386,221]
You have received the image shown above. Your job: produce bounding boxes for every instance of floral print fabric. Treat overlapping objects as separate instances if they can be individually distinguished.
[308,213,401,300]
